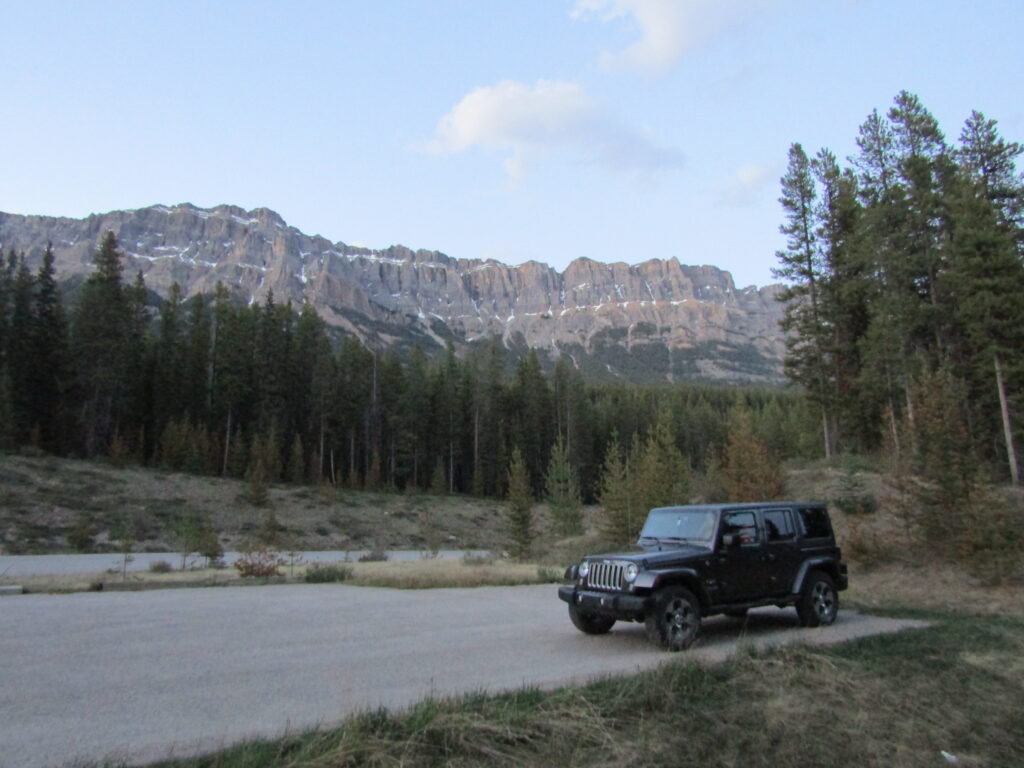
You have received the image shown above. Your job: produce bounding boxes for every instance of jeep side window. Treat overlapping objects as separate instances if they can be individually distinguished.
[721,511,758,546]
[763,509,795,542]
[798,507,831,539]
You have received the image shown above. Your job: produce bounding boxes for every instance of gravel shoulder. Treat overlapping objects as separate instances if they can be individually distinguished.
[0,584,927,768]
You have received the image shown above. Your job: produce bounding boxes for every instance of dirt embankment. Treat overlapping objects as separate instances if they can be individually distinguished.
[0,454,516,555]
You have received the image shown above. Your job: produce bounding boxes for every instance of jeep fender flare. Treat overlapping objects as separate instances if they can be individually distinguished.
[635,568,710,610]
[792,557,838,594]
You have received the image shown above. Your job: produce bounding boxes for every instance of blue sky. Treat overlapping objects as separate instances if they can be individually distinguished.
[3,0,1022,288]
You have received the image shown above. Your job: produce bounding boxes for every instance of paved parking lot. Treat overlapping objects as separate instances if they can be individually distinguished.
[0,584,927,768]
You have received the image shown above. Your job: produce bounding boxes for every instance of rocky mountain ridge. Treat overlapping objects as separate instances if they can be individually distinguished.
[0,203,786,382]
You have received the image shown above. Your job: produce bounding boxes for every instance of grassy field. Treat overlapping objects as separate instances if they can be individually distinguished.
[10,557,563,593]
[131,566,1023,768]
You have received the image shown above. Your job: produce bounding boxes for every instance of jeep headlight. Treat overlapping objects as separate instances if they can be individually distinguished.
[624,563,639,583]
[578,560,590,580]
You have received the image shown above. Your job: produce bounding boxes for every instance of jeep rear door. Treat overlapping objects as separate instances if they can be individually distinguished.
[760,507,802,596]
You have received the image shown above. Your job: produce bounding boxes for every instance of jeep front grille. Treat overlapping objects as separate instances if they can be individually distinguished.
[587,561,624,591]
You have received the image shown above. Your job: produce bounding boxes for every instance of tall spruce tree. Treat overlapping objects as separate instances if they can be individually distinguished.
[72,232,131,456]
[8,257,35,443]
[30,243,69,451]
[774,142,834,458]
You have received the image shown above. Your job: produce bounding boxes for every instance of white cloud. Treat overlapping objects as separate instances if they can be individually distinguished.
[572,0,759,76]
[718,163,775,206]
[427,79,682,178]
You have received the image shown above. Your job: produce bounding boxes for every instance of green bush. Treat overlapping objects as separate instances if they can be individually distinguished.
[148,560,173,573]
[305,563,354,583]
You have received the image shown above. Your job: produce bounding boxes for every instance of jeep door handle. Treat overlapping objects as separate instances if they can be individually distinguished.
[761,553,776,563]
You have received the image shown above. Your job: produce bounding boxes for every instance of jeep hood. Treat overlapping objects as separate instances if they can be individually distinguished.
[586,544,711,567]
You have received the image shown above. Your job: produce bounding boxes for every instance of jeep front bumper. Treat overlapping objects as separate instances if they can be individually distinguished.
[558,585,650,618]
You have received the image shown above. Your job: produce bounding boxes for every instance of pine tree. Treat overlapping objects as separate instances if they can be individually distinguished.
[72,232,131,456]
[0,368,13,452]
[429,457,447,495]
[8,257,34,444]
[31,244,69,452]
[774,142,834,458]
[505,447,534,559]
[545,435,582,537]
[719,406,785,502]
[286,433,305,483]
[905,366,977,546]
[211,284,255,476]
[597,433,638,545]
[154,282,186,438]
[957,110,1024,233]
[944,175,1024,484]
[247,436,271,507]
[184,294,212,423]
[633,409,691,512]
[511,349,552,495]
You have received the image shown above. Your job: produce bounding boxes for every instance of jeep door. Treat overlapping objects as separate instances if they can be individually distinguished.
[712,510,771,601]
[760,508,802,596]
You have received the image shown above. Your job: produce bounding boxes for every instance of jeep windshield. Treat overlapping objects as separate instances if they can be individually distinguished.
[638,509,716,546]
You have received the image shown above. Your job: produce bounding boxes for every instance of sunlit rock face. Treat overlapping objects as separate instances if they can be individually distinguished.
[0,204,785,382]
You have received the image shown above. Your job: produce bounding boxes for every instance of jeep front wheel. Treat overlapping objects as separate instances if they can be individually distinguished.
[645,587,701,651]
[796,571,839,627]
[568,604,615,635]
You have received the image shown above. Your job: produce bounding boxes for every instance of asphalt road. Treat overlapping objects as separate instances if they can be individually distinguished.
[0,584,928,768]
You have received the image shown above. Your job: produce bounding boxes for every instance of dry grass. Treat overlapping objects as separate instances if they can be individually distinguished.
[846,561,1024,620]
[8,558,560,594]
[347,559,558,589]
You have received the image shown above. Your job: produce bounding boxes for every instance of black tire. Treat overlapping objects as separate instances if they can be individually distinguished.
[645,586,701,651]
[796,570,839,627]
[724,608,748,619]
[568,604,615,635]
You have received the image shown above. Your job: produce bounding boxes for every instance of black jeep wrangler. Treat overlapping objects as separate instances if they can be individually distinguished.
[558,502,848,651]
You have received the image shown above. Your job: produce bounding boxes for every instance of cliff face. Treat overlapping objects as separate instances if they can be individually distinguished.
[0,203,786,382]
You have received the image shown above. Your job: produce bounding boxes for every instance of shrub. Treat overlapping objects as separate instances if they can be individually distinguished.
[304,563,354,583]
[462,551,496,566]
[536,567,560,583]
[148,560,173,573]
[67,513,95,552]
[832,457,878,515]
[234,546,284,579]
[358,548,388,562]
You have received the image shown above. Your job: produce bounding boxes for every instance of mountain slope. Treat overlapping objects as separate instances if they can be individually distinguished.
[0,203,786,382]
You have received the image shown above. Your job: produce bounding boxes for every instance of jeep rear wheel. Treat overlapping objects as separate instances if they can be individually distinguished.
[796,571,838,627]
[568,604,615,635]
[645,587,701,651]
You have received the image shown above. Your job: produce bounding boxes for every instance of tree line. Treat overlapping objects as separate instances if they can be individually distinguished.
[776,90,1024,486]
[0,230,814,503]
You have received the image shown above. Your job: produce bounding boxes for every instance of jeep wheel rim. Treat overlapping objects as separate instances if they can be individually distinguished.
[812,582,836,620]
[667,599,697,640]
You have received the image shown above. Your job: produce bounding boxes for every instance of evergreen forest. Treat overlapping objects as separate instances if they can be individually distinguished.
[777,91,1024,487]
[0,229,813,508]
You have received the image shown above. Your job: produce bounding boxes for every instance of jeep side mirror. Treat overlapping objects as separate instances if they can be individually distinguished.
[722,533,739,548]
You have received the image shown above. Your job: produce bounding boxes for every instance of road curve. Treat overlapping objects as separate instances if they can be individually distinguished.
[0,584,927,768]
